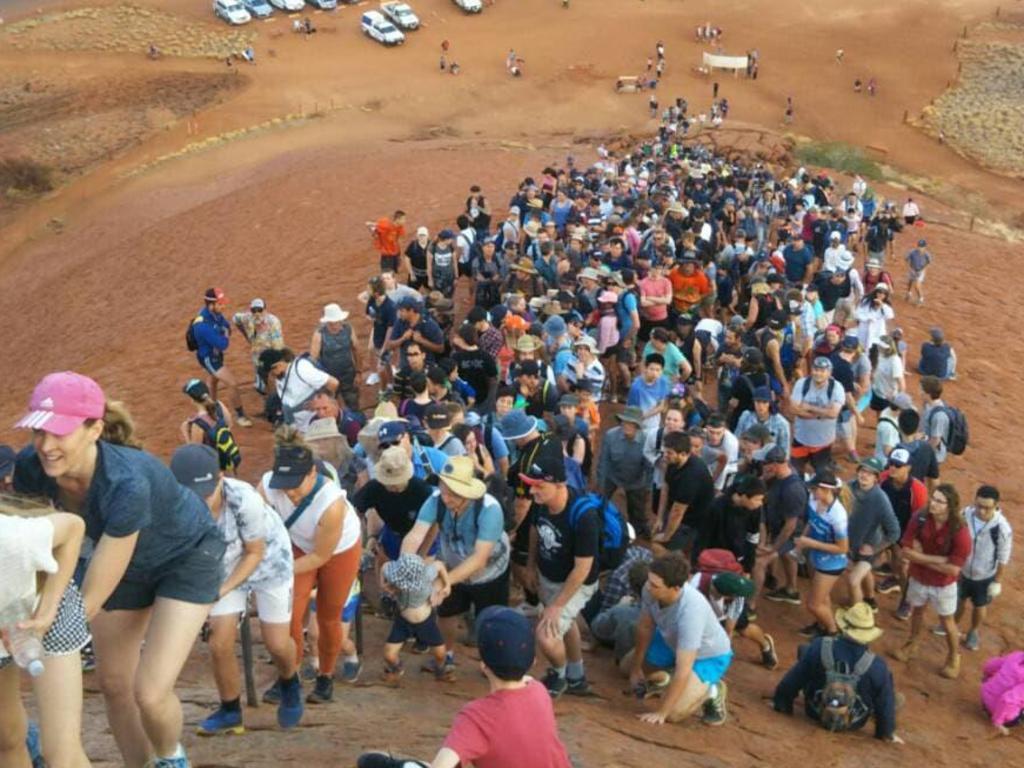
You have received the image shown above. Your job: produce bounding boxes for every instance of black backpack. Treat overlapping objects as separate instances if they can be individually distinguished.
[813,637,875,732]
[190,407,241,472]
[801,376,837,401]
[926,404,969,456]
[185,314,202,352]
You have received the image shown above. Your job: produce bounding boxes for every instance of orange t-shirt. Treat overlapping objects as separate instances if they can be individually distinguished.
[668,268,711,312]
[374,217,405,256]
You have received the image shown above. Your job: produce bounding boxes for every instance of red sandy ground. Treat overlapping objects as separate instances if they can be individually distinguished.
[0,0,1022,765]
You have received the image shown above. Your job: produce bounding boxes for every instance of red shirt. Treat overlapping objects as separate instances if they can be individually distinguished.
[900,514,971,587]
[443,680,572,768]
[373,217,404,256]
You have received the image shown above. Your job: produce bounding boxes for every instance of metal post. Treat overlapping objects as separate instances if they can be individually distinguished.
[240,615,258,707]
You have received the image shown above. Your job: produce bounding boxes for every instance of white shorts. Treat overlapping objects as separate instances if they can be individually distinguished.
[209,580,293,624]
[539,575,599,637]
[906,579,957,617]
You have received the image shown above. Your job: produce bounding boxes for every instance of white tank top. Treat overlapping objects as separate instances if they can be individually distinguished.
[262,472,361,556]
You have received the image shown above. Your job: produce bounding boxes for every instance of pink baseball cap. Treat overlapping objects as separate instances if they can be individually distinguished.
[15,372,106,436]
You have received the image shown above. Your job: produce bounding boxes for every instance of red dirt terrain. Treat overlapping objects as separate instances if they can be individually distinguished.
[1,0,1022,766]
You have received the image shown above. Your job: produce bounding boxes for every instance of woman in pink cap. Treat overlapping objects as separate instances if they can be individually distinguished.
[13,372,226,768]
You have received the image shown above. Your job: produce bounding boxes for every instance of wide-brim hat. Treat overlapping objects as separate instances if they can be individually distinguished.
[835,602,884,644]
[321,303,349,324]
[515,334,544,353]
[376,445,413,486]
[512,258,538,275]
[439,455,487,500]
[304,417,342,442]
[616,406,645,426]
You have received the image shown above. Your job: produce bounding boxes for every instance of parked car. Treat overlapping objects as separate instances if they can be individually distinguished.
[214,0,252,24]
[268,0,305,11]
[452,0,482,13]
[307,0,337,9]
[242,0,274,18]
[380,1,419,30]
[361,11,405,46]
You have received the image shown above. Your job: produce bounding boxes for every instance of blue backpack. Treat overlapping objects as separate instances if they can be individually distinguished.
[567,492,627,572]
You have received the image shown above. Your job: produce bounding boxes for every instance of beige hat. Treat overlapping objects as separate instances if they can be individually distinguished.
[305,418,341,442]
[376,446,413,486]
[374,401,399,420]
[357,416,387,457]
[321,303,349,324]
[835,602,884,644]
[515,334,544,353]
[438,455,486,500]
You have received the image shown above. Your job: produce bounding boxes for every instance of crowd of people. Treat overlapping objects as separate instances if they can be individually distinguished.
[2,93,1021,768]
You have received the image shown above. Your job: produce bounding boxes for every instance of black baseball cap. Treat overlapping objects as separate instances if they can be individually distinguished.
[269,444,315,490]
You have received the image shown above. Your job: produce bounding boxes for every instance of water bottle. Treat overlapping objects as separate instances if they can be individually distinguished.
[1,596,45,677]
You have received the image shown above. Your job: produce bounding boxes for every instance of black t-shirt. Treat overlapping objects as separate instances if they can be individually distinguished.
[510,435,563,499]
[453,348,498,404]
[880,477,915,533]
[665,455,715,537]
[897,439,940,483]
[405,240,429,272]
[352,477,435,537]
[763,472,808,537]
[532,489,601,585]
[707,495,760,569]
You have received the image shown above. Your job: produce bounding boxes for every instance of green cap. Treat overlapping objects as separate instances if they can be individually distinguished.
[712,572,755,598]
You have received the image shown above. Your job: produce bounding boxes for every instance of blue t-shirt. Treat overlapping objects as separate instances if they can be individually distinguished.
[552,344,575,379]
[615,291,639,336]
[627,376,671,431]
[366,296,397,350]
[807,498,849,572]
[15,441,217,573]
[416,491,509,584]
[411,441,448,480]
[782,244,813,283]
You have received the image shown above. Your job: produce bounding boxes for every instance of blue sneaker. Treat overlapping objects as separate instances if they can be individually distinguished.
[197,706,244,736]
[278,676,304,729]
[340,659,362,684]
[146,753,192,767]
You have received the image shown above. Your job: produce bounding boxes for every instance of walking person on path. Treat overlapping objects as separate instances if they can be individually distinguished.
[192,287,253,427]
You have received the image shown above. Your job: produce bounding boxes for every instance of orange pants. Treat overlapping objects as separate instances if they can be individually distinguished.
[291,542,362,675]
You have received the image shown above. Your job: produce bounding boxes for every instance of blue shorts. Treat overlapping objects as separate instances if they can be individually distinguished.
[200,354,224,375]
[645,629,733,685]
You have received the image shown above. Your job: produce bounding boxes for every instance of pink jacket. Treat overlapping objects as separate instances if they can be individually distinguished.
[981,651,1024,726]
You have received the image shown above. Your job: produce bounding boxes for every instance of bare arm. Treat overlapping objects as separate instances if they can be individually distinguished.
[20,513,85,636]
[82,532,141,619]
[219,538,266,597]
[428,748,462,768]
[309,329,323,361]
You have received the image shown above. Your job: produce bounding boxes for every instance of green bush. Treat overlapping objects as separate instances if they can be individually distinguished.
[0,157,55,195]
[794,142,883,181]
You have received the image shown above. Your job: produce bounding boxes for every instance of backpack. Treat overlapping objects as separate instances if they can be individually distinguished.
[813,637,875,732]
[191,408,241,472]
[185,314,202,352]
[567,492,627,572]
[279,353,325,425]
[696,548,744,594]
[801,376,837,402]
[926,404,969,456]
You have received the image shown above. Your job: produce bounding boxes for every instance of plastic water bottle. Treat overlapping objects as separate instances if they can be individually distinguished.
[6,627,45,677]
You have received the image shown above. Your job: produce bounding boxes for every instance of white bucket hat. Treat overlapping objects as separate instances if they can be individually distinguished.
[321,303,349,324]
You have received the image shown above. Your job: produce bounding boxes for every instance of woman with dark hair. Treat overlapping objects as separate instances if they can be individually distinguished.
[13,372,225,768]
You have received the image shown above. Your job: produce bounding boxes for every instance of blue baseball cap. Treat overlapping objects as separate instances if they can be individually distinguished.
[378,420,410,444]
[397,296,423,311]
[476,606,535,680]
[752,387,773,402]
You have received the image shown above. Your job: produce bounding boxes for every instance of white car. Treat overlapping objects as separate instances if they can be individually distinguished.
[452,0,482,12]
[214,0,252,24]
[361,11,405,46]
[307,0,337,9]
[269,0,305,11]
[380,1,419,30]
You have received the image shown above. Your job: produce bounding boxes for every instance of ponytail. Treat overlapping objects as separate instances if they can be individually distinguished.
[837,482,854,517]
[201,393,219,421]
[95,401,141,449]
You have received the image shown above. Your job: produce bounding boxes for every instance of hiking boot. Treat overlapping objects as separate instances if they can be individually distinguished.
[701,681,728,726]
[930,624,948,637]
[277,676,304,729]
[339,659,362,683]
[766,587,801,606]
[197,706,244,736]
[963,630,980,651]
[306,674,333,704]
[893,601,911,622]
[566,677,594,697]
[864,597,879,614]
[262,680,282,705]
[940,653,961,679]
[542,668,568,698]
[876,576,901,595]
[420,659,456,683]
[761,634,779,670]
[381,661,405,685]
[798,622,822,638]
[235,416,254,428]
[891,640,920,663]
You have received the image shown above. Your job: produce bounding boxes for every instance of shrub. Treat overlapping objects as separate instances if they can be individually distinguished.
[0,157,55,195]
[794,142,883,181]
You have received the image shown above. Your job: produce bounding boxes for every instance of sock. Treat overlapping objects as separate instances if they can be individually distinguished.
[160,744,185,760]
[707,683,719,700]
[279,673,299,688]
[345,654,359,665]
[566,660,585,681]
[221,697,241,712]
[554,665,567,679]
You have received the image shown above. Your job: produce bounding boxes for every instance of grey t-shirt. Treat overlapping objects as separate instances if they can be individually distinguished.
[642,583,732,660]
[791,376,846,448]
[923,401,949,463]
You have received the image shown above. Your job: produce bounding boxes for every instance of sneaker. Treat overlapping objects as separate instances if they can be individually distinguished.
[262,680,282,705]
[701,680,728,726]
[306,674,333,704]
[760,634,779,670]
[146,756,191,768]
[798,622,822,638]
[300,660,318,681]
[766,588,801,606]
[197,705,244,736]
[894,601,912,622]
[542,668,568,698]
[381,661,405,685]
[864,597,879,613]
[931,624,948,637]
[340,659,362,683]
[277,676,304,729]
[963,630,980,651]
[420,659,456,683]
[566,677,594,697]
[235,415,254,428]
[876,576,901,595]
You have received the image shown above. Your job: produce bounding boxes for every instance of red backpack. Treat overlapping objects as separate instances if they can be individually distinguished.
[696,548,743,595]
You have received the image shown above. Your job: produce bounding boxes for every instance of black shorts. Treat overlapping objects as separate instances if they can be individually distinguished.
[666,524,698,554]
[104,530,226,611]
[387,611,445,647]
[734,603,751,632]
[380,254,400,273]
[958,576,994,608]
[437,569,510,619]
[869,392,891,412]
